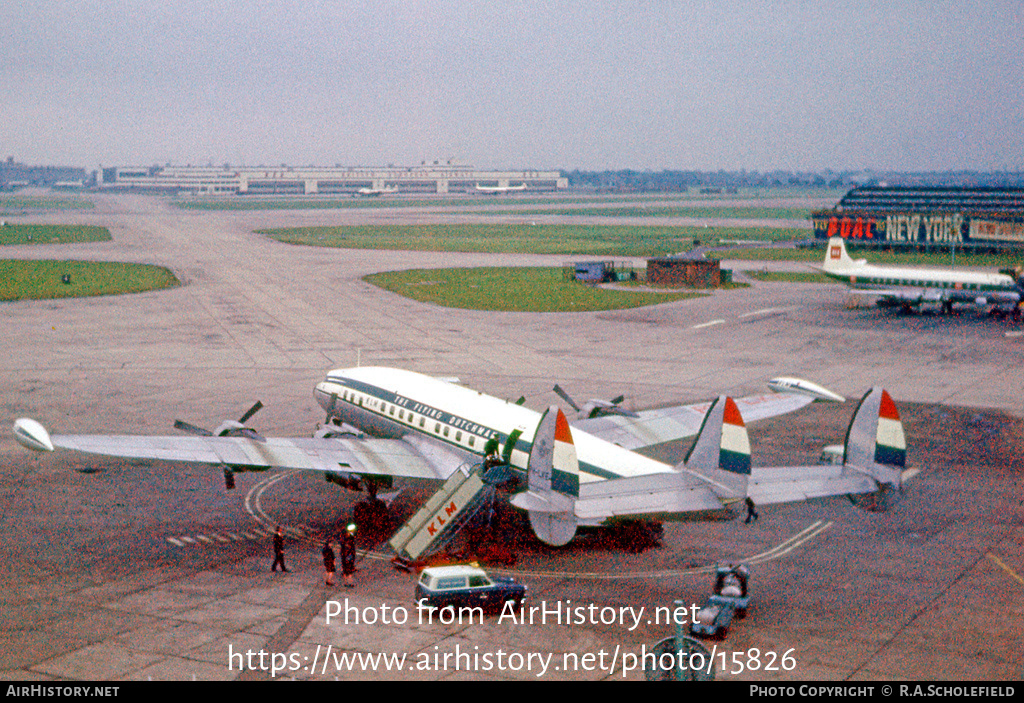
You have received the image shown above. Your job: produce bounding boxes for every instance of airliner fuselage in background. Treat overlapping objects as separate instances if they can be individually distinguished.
[821,236,1023,313]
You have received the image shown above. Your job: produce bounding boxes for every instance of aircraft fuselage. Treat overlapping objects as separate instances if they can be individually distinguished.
[822,237,1023,308]
[314,366,673,484]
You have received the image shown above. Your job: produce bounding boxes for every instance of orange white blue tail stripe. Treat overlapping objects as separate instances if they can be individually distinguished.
[552,408,580,497]
[874,390,906,468]
[720,397,751,475]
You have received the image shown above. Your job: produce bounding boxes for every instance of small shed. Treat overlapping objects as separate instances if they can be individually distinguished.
[647,257,722,287]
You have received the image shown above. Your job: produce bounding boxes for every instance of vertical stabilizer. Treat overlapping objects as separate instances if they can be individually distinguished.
[842,388,904,488]
[824,236,856,272]
[509,406,579,546]
[683,396,751,502]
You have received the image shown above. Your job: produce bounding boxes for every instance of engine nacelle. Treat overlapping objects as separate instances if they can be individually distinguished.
[324,472,363,491]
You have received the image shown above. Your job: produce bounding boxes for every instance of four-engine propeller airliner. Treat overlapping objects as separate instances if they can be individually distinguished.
[821,236,1024,315]
[13,367,906,547]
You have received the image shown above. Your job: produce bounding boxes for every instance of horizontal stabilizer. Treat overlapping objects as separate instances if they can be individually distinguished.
[510,490,573,513]
[576,472,722,520]
[749,387,905,507]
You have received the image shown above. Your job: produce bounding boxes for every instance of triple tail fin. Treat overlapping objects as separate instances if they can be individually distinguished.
[509,406,579,546]
[682,396,751,503]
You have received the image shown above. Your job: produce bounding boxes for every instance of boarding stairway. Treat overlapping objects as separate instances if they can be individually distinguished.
[389,462,514,562]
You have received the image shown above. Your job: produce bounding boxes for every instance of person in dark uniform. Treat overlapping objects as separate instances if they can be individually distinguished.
[341,523,357,587]
[271,526,289,572]
[322,540,336,586]
[744,497,759,524]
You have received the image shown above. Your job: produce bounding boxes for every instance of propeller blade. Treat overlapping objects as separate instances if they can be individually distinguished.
[237,401,264,425]
[552,384,581,412]
[174,420,213,436]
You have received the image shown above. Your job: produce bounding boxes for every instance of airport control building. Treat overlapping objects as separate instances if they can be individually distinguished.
[97,164,567,195]
[811,186,1024,252]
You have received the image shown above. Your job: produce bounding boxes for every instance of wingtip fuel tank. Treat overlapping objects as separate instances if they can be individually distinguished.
[767,377,846,403]
[13,418,54,452]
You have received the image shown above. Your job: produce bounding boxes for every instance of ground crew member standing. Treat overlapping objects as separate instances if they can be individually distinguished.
[271,526,289,572]
[322,540,336,586]
[341,523,357,587]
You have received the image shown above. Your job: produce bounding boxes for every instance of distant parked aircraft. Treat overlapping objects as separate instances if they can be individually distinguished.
[356,185,399,197]
[475,183,527,193]
[821,236,1023,315]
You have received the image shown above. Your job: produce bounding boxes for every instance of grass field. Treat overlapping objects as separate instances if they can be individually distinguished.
[0,224,112,246]
[744,270,834,283]
[473,205,813,219]
[262,224,807,257]
[364,267,705,312]
[0,196,94,211]
[0,260,180,301]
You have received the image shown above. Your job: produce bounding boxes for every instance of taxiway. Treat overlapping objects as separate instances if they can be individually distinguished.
[1,195,1021,680]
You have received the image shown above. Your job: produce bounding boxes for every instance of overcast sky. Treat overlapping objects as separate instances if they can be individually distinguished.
[3,1,1022,172]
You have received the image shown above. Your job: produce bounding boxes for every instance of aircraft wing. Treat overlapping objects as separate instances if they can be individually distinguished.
[847,288,917,300]
[16,423,467,481]
[571,392,813,450]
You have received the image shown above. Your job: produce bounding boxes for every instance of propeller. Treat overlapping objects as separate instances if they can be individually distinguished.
[173,419,213,436]
[237,400,263,425]
[174,401,266,490]
[552,384,638,419]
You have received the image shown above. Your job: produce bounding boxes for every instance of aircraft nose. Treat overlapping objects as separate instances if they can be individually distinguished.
[314,382,338,413]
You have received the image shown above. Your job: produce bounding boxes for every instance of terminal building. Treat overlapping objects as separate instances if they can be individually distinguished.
[98,164,567,195]
[811,186,1024,252]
